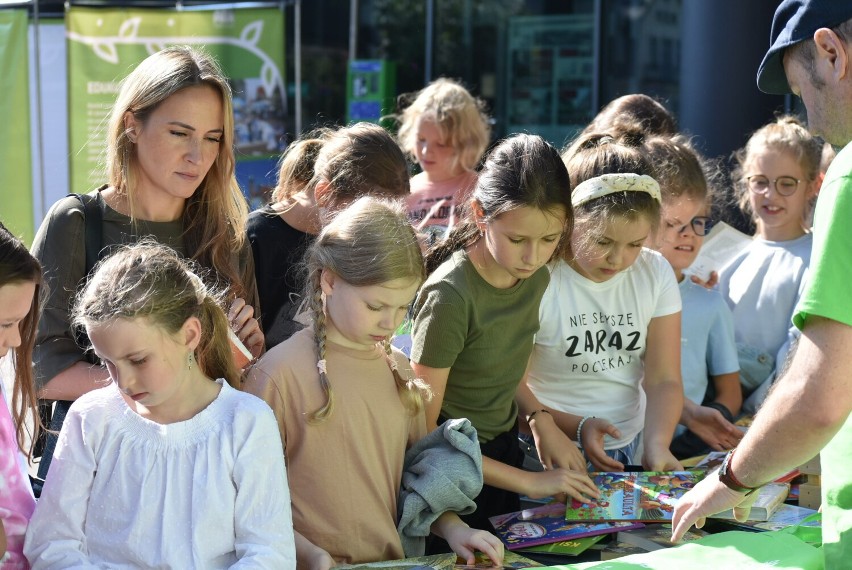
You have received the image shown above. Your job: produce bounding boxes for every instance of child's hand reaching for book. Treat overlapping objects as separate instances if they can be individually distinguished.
[642,446,683,472]
[445,526,504,567]
[580,418,625,472]
[432,513,504,567]
[522,468,600,505]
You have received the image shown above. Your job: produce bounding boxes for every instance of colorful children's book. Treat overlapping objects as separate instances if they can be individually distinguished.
[563,471,705,522]
[515,534,606,556]
[709,482,791,522]
[615,523,708,551]
[489,502,644,549]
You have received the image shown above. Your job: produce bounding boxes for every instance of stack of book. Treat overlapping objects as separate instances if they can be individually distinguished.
[488,501,641,557]
[715,503,820,532]
[797,454,822,510]
[491,471,713,560]
[709,482,791,522]
[692,452,795,521]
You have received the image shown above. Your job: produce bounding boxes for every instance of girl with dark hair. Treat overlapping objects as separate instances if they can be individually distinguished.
[411,133,599,529]
[0,222,45,567]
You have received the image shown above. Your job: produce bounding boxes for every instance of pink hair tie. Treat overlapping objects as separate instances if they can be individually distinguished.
[317,359,327,375]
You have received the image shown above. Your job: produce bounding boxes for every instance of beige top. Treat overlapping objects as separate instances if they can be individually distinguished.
[243,328,426,564]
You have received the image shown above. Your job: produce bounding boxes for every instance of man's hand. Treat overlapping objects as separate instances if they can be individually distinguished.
[671,473,759,541]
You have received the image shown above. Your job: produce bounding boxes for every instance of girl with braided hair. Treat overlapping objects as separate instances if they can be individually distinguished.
[244,196,502,568]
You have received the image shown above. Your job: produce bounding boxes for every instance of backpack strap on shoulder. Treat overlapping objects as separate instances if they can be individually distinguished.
[69,192,104,274]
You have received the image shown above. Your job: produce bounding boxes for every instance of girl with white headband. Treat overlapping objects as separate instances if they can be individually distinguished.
[524,132,685,473]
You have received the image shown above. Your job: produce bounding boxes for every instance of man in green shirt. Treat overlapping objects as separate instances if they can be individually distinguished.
[672,1,852,566]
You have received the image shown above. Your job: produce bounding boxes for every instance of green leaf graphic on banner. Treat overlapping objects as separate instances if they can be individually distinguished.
[240,20,263,45]
[92,41,119,63]
[118,17,141,39]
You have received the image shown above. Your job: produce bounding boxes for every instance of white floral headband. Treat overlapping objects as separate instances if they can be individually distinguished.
[571,173,662,208]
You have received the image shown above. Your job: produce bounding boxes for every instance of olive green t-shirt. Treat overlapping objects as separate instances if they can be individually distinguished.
[793,141,852,567]
[410,249,550,442]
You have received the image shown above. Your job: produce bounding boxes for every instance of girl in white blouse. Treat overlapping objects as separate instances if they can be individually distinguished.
[24,242,295,569]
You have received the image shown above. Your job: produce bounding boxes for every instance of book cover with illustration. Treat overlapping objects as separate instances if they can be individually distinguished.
[563,471,705,522]
[489,502,643,549]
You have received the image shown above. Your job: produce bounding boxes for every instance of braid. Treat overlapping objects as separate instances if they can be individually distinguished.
[383,339,431,415]
[301,196,427,423]
[308,270,334,423]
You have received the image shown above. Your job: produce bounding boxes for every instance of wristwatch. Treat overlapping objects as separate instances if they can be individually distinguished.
[718,449,759,495]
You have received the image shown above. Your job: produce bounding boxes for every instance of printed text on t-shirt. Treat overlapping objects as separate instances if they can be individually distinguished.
[563,311,643,373]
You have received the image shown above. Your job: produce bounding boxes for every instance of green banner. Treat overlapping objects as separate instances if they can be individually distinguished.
[66,6,286,201]
[0,10,34,242]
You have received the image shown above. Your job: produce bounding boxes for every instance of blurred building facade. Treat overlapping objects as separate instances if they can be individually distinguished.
[297,0,794,161]
[17,0,797,162]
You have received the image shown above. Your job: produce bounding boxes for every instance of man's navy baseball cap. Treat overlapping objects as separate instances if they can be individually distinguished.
[757,0,852,94]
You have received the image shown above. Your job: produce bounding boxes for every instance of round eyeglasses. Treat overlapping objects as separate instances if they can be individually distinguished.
[667,216,714,237]
[746,175,801,196]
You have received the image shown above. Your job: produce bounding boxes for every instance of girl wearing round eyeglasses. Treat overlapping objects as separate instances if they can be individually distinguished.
[719,115,823,413]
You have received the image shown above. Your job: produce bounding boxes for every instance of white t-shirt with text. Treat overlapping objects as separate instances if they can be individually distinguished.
[527,249,681,448]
